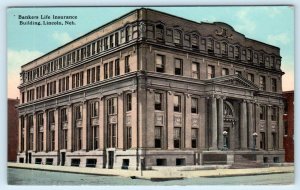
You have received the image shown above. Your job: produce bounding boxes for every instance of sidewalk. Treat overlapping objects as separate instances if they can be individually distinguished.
[7,162,294,180]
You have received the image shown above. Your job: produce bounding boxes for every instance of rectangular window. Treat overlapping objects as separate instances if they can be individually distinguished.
[271,78,277,92]
[260,106,266,120]
[89,125,99,150]
[155,93,163,111]
[192,62,199,79]
[174,30,181,45]
[126,93,132,112]
[126,127,132,149]
[156,54,165,73]
[191,98,198,114]
[155,126,162,148]
[174,127,181,149]
[104,37,108,50]
[207,38,214,54]
[191,128,198,148]
[125,55,130,73]
[61,108,68,123]
[115,59,120,76]
[115,33,119,47]
[87,69,91,84]
[108,98,117,115]
[259,76,266,90]
[247,73,254,83]
[109,61,113,78]
[271,107,277,121]
[174,58,183,75]
[173,95,181,112]
[260,132,266,150]
[207,65,215,79]
[104,63,108,79]
[222,68,229,76]
[90,101,99,118]
[110,35,114,48]
[126,26,131,42]
[75,105,82,120]
[91,67,95,83]
[96,66,100,81]
[108,124,117,148]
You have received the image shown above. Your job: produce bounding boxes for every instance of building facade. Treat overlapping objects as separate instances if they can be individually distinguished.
[283,91,294,162]
[8,98,19,162]
[17,8,285,169]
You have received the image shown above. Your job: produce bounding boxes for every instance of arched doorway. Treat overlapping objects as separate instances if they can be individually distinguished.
[223,101,237,150]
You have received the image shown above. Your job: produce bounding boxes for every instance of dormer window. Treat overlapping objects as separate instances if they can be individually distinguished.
[156,24,164,41]
[191,34,199,49]
[174,29,182,45]
[234,46,240,59]
[207,38,214,54]
[247,49,253,62]
[221,42,228,56]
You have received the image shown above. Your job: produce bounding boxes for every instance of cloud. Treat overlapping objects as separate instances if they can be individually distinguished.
[235,8,256,34]
[262,7,282,18]
[267,33,291,46]
[52,31,73,45]
[7,49,44,98]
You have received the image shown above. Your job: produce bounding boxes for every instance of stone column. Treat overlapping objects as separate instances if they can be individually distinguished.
[240,100,247,149]
[24,116,28,152]
[54,108,59,151]
[278,106,284,150]
[43,111,47,152]
[33,113,37,152]
[199,97,206,150]
[267,105,273,150]
[99,98,104,150]
[217,97,224,150]
[255,103,261,149]
[67,105,73,152]
[18,117,22,152]
[146,89,155,148]
[185,94,191,149]
[131,91,138,148]
[167,91,174,149]
[82,102,87,151]
[117,92,124,149]
[210,97,218,150]
[248,102,254,149]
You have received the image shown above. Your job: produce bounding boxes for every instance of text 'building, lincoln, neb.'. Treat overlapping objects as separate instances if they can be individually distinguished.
[17,8,285,169]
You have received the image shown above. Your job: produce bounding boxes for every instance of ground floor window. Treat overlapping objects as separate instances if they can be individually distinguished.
[61,129,68,149]
[155,126,162,148]
[156,159,167,166]
[191,128,198,148]
[71,159,80,167]
[89,125,99,150]
[37,132,43,151]
[107,124,117,148]
[174,127,181,149]
[86,159,97,167]
[260,132,266,150]
[126,127,132,149]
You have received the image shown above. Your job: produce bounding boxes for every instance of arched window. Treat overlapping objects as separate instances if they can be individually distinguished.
[156,24,164,41]
[174,29,182,45]
[191,34,199,49]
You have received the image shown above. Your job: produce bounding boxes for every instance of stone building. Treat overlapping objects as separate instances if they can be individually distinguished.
[17,8,285,169]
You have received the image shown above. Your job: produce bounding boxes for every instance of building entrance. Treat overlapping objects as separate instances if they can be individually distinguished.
[108,151,114,169]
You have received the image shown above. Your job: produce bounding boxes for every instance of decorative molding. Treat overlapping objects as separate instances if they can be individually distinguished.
[215,27,233,39]
[155,113,164,126]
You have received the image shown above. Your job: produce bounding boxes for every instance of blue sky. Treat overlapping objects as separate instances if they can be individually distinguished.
[7,6,294,98]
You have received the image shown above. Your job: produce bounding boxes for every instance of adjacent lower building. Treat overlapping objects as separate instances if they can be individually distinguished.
[17,8,285,169]
[283,91,294,162]
[8,98,19,162]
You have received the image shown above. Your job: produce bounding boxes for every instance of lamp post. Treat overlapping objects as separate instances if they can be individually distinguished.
[223,131,228,150]
[252,132,258,150]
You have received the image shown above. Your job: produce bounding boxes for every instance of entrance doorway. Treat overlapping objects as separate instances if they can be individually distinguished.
[108,151,114,169]
[28,153,32,163]
[61,152,66,166]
